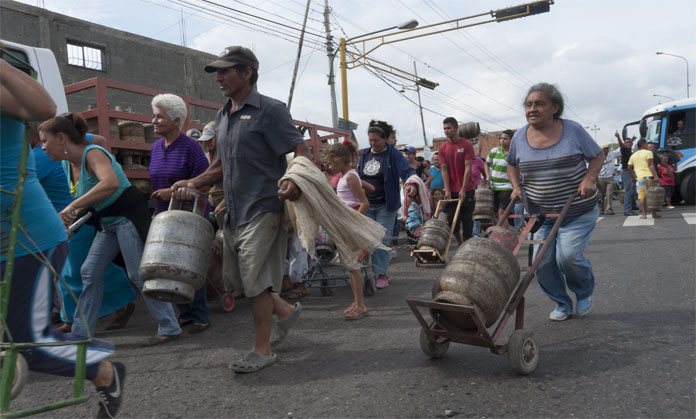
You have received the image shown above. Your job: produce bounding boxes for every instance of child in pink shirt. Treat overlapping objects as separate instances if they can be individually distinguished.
[327,140,370,320]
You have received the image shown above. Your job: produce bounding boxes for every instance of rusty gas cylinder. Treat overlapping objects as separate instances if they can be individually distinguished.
[457,122,481,139]
[431,237,520,330]
[484,226,519,253]
[646,186,665,211]
[140,191,213,303]
[118,121,145,142]
[473,188,494,221]
[417,218,450,255]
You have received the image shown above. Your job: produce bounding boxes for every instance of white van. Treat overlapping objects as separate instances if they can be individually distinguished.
[2,39,68,114]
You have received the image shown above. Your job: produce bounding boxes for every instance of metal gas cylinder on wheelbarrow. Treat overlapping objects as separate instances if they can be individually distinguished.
[406,192,579,375]
[411,198,462,266]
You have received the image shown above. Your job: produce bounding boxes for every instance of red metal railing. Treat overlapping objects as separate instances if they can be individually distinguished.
[64,77,352,179]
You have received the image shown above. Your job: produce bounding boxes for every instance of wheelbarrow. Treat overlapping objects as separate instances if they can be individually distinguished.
[411,198,462,266]
[406,192,579,375]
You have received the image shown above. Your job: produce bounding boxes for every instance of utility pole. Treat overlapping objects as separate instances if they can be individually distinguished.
[287,0,311,110]
[413,61,428,147]
[324,0,338,127]
[585,124,600,142]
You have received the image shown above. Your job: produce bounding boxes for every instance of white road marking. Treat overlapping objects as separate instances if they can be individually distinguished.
[623,216,655,227]
[682,213,696,225]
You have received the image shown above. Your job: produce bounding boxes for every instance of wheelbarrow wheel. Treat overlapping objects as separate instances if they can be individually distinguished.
[419,328,449,358]
[0,351,29,400]
[507,329,539,375]
[220,292,235,312]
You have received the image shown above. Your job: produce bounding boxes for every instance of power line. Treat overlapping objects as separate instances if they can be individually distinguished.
[196,0,326,40]
[422,0,533,87]
[167,0,316,45]
[395,0,528,92]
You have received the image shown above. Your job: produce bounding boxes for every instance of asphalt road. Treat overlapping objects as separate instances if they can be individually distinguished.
[9,204,696,418]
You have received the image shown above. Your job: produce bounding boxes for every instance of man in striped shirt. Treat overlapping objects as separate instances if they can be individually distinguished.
[486,129,514,227]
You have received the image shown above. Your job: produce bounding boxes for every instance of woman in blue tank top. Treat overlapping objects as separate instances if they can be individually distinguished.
[38,113,181,346]
[1,50,124,417]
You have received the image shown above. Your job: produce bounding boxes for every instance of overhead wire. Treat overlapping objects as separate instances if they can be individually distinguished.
[329,9,522,124]
[332,15,515,129]
[395,0,528,92]
[422,0,533,87]
[166,0,318,45]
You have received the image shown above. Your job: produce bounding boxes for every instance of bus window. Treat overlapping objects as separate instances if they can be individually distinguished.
[645,120,661,142]
[665,108,695,151]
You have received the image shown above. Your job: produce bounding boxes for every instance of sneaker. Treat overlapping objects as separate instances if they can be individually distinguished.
[606,209,614,215]
[576,294,593,316]
[549,306,571,321]
[623,211,635,216]
[389,248,397,259]
[376,275,390,289]
[96,362,126,419]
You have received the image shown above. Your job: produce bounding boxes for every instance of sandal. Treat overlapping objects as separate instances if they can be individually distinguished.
[229,351,277,373]
[343,302,357,314]
[287,289,308,299]
[344,306,368,321]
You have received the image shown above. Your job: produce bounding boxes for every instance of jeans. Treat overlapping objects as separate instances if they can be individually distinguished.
[364,203,397,276]
[621,170,638,213]
[473,220,481,237]
[532,205,598,312]
[513,202,524,229]
[177,285,210,324]
[74,219,181,337]
[446,191,475,240]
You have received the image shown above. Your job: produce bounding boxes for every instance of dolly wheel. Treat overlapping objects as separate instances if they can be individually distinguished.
[220,292,235,312]
[419,328,449,358]
[0,351,29,400]
[507,329,539,375]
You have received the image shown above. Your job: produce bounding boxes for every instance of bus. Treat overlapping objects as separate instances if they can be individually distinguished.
[622,97,696,204]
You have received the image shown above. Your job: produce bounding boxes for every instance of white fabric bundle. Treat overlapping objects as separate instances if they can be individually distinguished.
[280,156,388,269]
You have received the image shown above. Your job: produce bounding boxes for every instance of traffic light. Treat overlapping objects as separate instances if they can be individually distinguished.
[492,0,553,22]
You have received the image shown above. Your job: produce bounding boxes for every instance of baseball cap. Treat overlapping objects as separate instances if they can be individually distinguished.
[197,121,216,142]
[204,46,259,73]
[405,146,416,153]
[186,128,201,140]
[601,144,610,148]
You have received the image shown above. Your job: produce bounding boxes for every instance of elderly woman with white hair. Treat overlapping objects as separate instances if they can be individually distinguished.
[149,93,212,334]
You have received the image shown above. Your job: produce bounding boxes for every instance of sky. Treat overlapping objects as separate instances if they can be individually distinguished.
[16,0,696,149]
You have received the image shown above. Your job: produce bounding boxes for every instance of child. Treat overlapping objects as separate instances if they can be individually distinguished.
[327,140,370,320]
[404,182,424,245]
[658,154,676,209]
[430,187,445,220]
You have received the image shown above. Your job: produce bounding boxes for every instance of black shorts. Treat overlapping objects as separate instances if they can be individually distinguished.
[493,189,512,211]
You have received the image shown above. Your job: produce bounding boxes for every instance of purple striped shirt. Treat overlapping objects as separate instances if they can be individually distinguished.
[149,133,210,213]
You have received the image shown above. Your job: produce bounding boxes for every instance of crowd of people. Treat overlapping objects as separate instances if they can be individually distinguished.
[2,40,681,418]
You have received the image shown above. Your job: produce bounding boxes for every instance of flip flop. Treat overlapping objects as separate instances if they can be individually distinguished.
[229,351,277,373]
[142,334,180,346]
[344,306,368,321]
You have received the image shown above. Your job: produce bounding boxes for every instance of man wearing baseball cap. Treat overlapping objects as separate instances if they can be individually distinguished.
[172,46,312,373]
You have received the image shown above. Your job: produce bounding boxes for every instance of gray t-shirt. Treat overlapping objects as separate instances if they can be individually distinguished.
[507,119,601,218]
[216,88,304,227]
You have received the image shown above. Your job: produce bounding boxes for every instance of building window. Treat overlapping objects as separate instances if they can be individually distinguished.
[67,42,104,71]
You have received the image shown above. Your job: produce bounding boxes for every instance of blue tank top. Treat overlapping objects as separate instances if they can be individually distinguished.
[62,145,131,226]
[1,114,67,261]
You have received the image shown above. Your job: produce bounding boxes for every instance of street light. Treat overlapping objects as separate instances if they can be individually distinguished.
[347,19,418,42]
[338,20,419,123]
[653,93,674,103]
[656,51,690,98]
